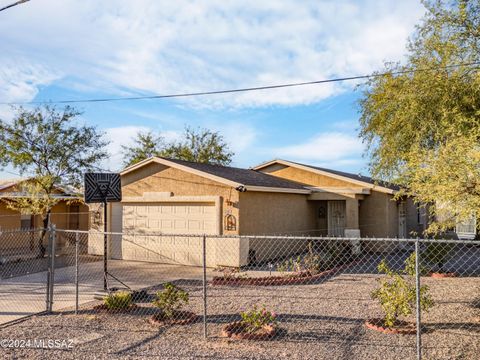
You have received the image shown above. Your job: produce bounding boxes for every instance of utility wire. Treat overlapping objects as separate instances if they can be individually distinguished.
[2,61,479,106]
[0,0,30,12]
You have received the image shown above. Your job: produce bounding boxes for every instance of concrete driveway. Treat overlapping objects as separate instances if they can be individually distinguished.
[0,259,211,325]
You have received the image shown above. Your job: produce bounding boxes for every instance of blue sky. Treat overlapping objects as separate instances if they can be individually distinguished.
[0,0,426,177]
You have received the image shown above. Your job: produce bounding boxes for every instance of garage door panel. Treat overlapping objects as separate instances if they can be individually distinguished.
[114,202,218,265]
[188,220,201,230]
[161,220,173,229]
[161,206,173,214]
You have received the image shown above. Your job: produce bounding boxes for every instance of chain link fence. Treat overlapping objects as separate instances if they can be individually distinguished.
[1,228,479,359]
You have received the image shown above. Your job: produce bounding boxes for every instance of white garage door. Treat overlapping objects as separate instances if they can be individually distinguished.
[122,202,217,234]
[111,202,218,265]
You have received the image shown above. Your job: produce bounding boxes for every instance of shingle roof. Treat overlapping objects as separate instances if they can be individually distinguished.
[289,161,400,191]
[164,158,308,190]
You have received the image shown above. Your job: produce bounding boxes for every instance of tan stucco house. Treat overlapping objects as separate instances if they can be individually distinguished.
[0,179,89,252]
[91,157,426,267]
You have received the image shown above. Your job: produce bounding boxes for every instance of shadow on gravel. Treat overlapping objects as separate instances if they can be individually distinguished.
[113,328,167,355]
[424,322,480,334]
[61,306,160,317]
[205,312,365,325]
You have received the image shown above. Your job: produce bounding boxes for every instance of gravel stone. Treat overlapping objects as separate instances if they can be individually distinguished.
[1,274,478,360]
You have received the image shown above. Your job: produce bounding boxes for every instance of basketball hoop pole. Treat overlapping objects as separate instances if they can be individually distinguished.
[84,172,121,293]
[103,200,108,291]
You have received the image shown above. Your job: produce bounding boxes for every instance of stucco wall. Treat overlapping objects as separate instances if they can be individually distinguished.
[0,201,89,231]
[358,190,397,238]
[405,197,425,237]
[238,191,315,235]
[0,203,20,230]
[0,201,89,252]
[260,164,365,188]
[121,162,240,235]
[238,191,316,262]
[359,191,404,252]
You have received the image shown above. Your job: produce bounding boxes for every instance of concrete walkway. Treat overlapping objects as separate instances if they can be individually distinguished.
[0,259,211,325]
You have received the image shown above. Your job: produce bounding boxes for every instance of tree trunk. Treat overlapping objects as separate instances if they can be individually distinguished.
[37,210,51,258]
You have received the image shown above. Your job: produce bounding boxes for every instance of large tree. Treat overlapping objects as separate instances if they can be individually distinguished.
[121,131,164,167]
[123,127,234,166]
[359,0,480,234]
[0,105,109,256]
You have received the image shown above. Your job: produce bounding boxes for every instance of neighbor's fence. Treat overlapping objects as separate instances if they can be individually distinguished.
[0,228,479,359]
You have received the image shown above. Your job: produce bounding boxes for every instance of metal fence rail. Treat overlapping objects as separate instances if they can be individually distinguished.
[0,228,479,359]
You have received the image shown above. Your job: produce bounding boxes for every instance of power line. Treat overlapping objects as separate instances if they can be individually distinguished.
[0,0,30,12]
[2,61,479,106]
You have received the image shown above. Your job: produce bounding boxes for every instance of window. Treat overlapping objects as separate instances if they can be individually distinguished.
[20,214,32,229]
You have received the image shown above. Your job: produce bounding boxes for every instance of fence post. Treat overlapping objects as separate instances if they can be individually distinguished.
[415,238,422,360]
[202,234,208,339]
[75,231,79,315]
[47,224,56,313]
[45,227,52,312]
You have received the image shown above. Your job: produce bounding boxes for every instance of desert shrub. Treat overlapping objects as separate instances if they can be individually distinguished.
[371,252,434,327]
[103,291,133,310]
[153,282,189,318]
[277,243,345,274]
[277,256,303,273]
[240,305,277,333]
[218,267,248,280]
[423,242,455,273]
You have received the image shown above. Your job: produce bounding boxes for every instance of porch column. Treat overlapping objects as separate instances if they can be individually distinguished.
[344,198,361,254]
[345,198,359,230]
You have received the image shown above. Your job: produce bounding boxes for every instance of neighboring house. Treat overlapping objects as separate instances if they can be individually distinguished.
[89,157,427,267]
[0,178,89,252]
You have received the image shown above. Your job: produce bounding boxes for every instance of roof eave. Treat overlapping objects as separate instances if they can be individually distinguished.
[253,159,397,195]
[120,157,244,189]
[244,185,311,194]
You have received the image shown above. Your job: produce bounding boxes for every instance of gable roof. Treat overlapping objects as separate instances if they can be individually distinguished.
[0,178,22,192]
[120,157,311,194]
[252,159,399,194]
[0,178,82,199]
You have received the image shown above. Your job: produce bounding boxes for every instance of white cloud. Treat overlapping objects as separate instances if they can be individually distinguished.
[208,122,257,154]
[0,0,425,108]
[272,132,364,168]
[0,60,60,119]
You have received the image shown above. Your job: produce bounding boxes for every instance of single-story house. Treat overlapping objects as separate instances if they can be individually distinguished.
[89,157,427,267]
[0,179,89,252]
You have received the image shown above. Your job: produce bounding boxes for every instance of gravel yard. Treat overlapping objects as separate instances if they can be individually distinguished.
[1,273,479,360]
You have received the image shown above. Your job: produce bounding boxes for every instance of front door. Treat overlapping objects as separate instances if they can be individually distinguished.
[328,201,346,237]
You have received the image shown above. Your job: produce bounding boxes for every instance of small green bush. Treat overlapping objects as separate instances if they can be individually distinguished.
[103,291,133,310]
[153,282,189,318]
[240,305,277,333]
[371,253,434,327]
